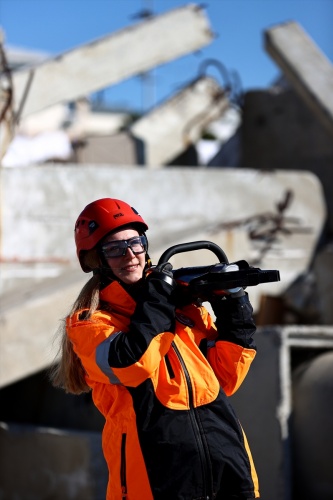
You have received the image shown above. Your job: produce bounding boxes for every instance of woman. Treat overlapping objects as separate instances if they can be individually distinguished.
[51,197,260,500]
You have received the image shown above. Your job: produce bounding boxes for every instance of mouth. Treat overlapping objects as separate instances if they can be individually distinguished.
[122,263,139,272]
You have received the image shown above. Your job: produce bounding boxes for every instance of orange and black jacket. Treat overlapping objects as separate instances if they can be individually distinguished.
[67,274,260,500]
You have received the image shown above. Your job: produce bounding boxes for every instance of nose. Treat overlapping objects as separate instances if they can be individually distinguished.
[125,245,136,257]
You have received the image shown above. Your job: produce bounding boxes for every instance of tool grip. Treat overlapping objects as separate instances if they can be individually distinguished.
[158,240,229,265]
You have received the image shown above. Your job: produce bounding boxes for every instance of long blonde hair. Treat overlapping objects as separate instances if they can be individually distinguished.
[49,251,102,394]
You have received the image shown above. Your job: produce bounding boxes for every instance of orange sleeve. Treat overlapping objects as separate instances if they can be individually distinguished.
[67,310,174,387]
[67,311,119,384]
[207,340,256,395]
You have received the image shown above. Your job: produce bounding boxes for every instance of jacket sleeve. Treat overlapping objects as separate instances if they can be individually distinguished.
[67,284,175,389]
[207,293,257,395]
[108,278,176,372]
[67,276,176,388]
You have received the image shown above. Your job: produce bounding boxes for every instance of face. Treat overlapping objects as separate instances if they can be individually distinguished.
[102,228,146,285]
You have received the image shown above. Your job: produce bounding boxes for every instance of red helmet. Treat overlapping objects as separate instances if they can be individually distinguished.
[74,198,148,272]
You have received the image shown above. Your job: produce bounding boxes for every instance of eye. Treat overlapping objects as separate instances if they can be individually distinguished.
[106,245,119,253]
[130,237,143,247]
[102,242,124,257]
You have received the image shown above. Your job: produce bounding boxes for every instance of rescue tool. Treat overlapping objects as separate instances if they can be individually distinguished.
[157,240,280,298]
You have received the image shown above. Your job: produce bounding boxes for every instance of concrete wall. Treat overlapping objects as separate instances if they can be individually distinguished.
[241,88,333,234]
[0,422,108,500]
[0,165,325,278]
[0,165,326,387]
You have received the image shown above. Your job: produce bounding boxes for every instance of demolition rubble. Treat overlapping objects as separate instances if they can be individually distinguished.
[0,5,333,500]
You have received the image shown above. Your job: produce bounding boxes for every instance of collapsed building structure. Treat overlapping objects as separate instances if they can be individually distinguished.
[0,5,333,500]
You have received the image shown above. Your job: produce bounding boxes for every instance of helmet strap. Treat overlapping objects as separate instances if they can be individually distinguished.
[145,252,152,270]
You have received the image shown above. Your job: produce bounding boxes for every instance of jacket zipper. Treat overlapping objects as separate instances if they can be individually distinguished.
[172,341,213,500]
[121,433,127,499]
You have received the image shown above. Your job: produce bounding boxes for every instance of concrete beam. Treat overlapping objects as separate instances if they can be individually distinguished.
[12,4,213,119]
[131,77,229,166]
[0,167,327,387]
[265,21,333,136]
[0,269,87,387]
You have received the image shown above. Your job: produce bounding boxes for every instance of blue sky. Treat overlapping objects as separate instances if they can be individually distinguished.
[1,0,332,112]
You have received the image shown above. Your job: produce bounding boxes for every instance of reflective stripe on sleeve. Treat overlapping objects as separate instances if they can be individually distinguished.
[207,340,216,349]
[95,332,123,385]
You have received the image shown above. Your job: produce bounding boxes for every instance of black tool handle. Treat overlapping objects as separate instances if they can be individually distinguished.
[158,241,229,265]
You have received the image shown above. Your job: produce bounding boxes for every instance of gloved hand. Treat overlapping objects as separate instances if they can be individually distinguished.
[145,262,177,289]
[128,262,176,340]
[108,262,177,367]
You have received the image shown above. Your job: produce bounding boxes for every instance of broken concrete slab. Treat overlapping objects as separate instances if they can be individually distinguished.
[73,132,140,165]
[131,77,230,166]
[241,87,333,233]
[0,166,326,387]
[265,21,333,137]
[0,166,325,279]
[12,4,213,119]
[0,268,87,387]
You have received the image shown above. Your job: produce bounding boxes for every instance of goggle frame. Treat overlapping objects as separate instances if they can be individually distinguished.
[101,235,148,258]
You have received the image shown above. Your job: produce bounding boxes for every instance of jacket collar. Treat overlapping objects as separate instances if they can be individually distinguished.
[99,280,136,317]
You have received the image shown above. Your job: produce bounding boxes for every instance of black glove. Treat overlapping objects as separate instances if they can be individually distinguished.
[211,293,256,349]
[129,262,176,338]
[108,262,177,367]
[145,262,177,289]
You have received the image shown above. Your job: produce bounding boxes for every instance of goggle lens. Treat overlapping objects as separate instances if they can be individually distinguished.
[102,235,147,258]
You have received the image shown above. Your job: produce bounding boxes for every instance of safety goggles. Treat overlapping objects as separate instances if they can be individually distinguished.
[101,235,147,258]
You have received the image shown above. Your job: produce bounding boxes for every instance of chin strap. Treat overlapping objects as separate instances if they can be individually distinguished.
[145,252,152,270]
